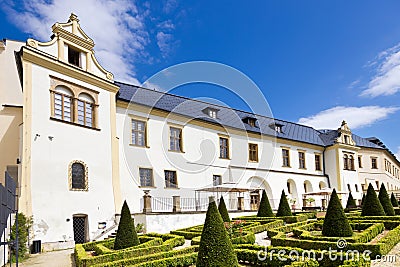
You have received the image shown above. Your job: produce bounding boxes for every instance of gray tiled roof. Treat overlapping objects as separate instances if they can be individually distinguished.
[116,81,386,150]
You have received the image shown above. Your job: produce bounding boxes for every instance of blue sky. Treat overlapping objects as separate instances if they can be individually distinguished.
[1,0,400,157]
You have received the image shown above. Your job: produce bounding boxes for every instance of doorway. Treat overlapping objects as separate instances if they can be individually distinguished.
[73,215,88,244]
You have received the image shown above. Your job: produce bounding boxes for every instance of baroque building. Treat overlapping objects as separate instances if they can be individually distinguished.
[1,15,399,249]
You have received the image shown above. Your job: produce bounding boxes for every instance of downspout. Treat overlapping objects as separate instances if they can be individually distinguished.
[322,146,331,188]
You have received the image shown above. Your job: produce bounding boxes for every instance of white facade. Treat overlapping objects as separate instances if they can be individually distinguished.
[1,14,400,249]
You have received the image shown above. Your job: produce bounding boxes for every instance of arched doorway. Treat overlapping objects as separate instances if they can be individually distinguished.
[304,180,313,193]
[319,181,327,190]
[286,179,299,206]
[246,177,274,210]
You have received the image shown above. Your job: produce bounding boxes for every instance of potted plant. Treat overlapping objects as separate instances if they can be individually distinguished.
[306,197,315,207]
[289,198,297,211]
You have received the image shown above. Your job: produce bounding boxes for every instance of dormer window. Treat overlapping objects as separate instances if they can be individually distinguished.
[270,123,284,133]
[203,107,219,119]
[68,46,81,67]
[243,117,257,127]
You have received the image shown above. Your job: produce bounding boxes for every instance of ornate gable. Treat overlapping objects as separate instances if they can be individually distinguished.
[335,120,356,146]
[26,13,113,81]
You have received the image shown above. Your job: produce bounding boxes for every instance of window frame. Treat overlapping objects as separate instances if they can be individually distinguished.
[315,154,322,171]
[213,175,222,186]
[219,137,230,159]
[371,157,378,169]
[139,168,154,187]
[69,160,88,191]
[54,91,73,122]
[131,119,147,147]
[298,151,306,169]
[169,127,183,152]
[77,98,94,127]
[248,143,259,162]
[164,170,178,188]
[68,45,81,68]
[282,148,290,167]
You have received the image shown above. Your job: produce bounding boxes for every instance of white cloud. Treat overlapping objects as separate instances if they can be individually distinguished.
[3,0,179,84]
[157,20,175,30]
[360,43,400,97]
[156,31,175,58]
[298,106,399,130]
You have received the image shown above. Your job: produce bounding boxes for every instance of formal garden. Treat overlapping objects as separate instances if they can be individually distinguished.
[74,184,400,266]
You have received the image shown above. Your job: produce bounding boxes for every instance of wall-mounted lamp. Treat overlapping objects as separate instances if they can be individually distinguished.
[34,134,40,141]
[48,136,54,141]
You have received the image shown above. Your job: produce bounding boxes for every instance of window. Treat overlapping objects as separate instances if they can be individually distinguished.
[139,168,153,187]
[165,170,177,188]
[349,155,355,170]
[315,154,322,171]
[371,157,378,169]
[248,143,258,162]
[132,120,146,146]
[243,117,257,127]
[343,154,349,170]
[69,161,88,191]
[203,107,219,119]
[358,156,362,168]
[347,184,351,192]
[344,135,349,144]
[51,80,99,129]
[169,127,182,151]
[68,46,81,67]
[355,184,359,192]
[219,137,229,159]
[77,94,94,127]
[375,181,379,189]
[303,182,308,193]
[54,87,73,122]
[282,148,290,167]
[213,175,222,186]
[298,151,306,169]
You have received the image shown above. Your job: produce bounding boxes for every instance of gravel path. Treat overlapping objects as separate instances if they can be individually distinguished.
[371,241,400,267]
[11,249,74,267]
[255,231,271,247]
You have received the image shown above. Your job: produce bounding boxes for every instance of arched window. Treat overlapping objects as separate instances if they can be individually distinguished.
[343,154,349,170]
[349,155,355,170]
[69,161,88,191]
[54,86,73,122]
[77,93,95,127]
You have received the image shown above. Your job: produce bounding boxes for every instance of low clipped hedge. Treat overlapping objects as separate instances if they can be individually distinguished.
[234,214,310,223]
[91,246,197,267]
[132,252,197,267]
[75,234,184,267]
[268,221,310,238]
[191,231,255,246]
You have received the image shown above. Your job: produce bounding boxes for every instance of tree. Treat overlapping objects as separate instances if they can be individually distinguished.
[345,192,357,209]
[10,213,32,261]
[378,184,395,216]
[218,196,231,222]
[197,198,239,267]
[276,190,292,217]
[322,189,353,237]
[361,184,385,216]
[257,190,274,217]
[114,201,139,250]
[391,192,399,208]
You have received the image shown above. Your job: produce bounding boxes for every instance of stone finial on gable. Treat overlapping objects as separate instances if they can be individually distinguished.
[68,13,79,23]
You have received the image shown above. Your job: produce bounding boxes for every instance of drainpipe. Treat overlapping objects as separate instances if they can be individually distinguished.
[323,146,331,188]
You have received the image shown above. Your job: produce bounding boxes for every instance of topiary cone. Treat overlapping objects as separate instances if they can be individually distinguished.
[361,184,385,216]
[197,197,239,267]
[276,190,292,217]
[391,192,399,208]
[378,184,395,216]
[114,200,139,250]
[322,189,353,237]
[345,192,357,209]
[257,190,274,217]
[218,196,231,222]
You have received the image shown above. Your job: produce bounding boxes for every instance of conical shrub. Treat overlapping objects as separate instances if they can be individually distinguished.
[391,192,399,207]
[276,190,292,217]
[218,196,231,222]
[257,190,274,217]
[197,198,239,267]
[322,189,353,237]
[114,201,139,250]
[345,192,357,209]
[361,184,385,216]
[378,184,395,216]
